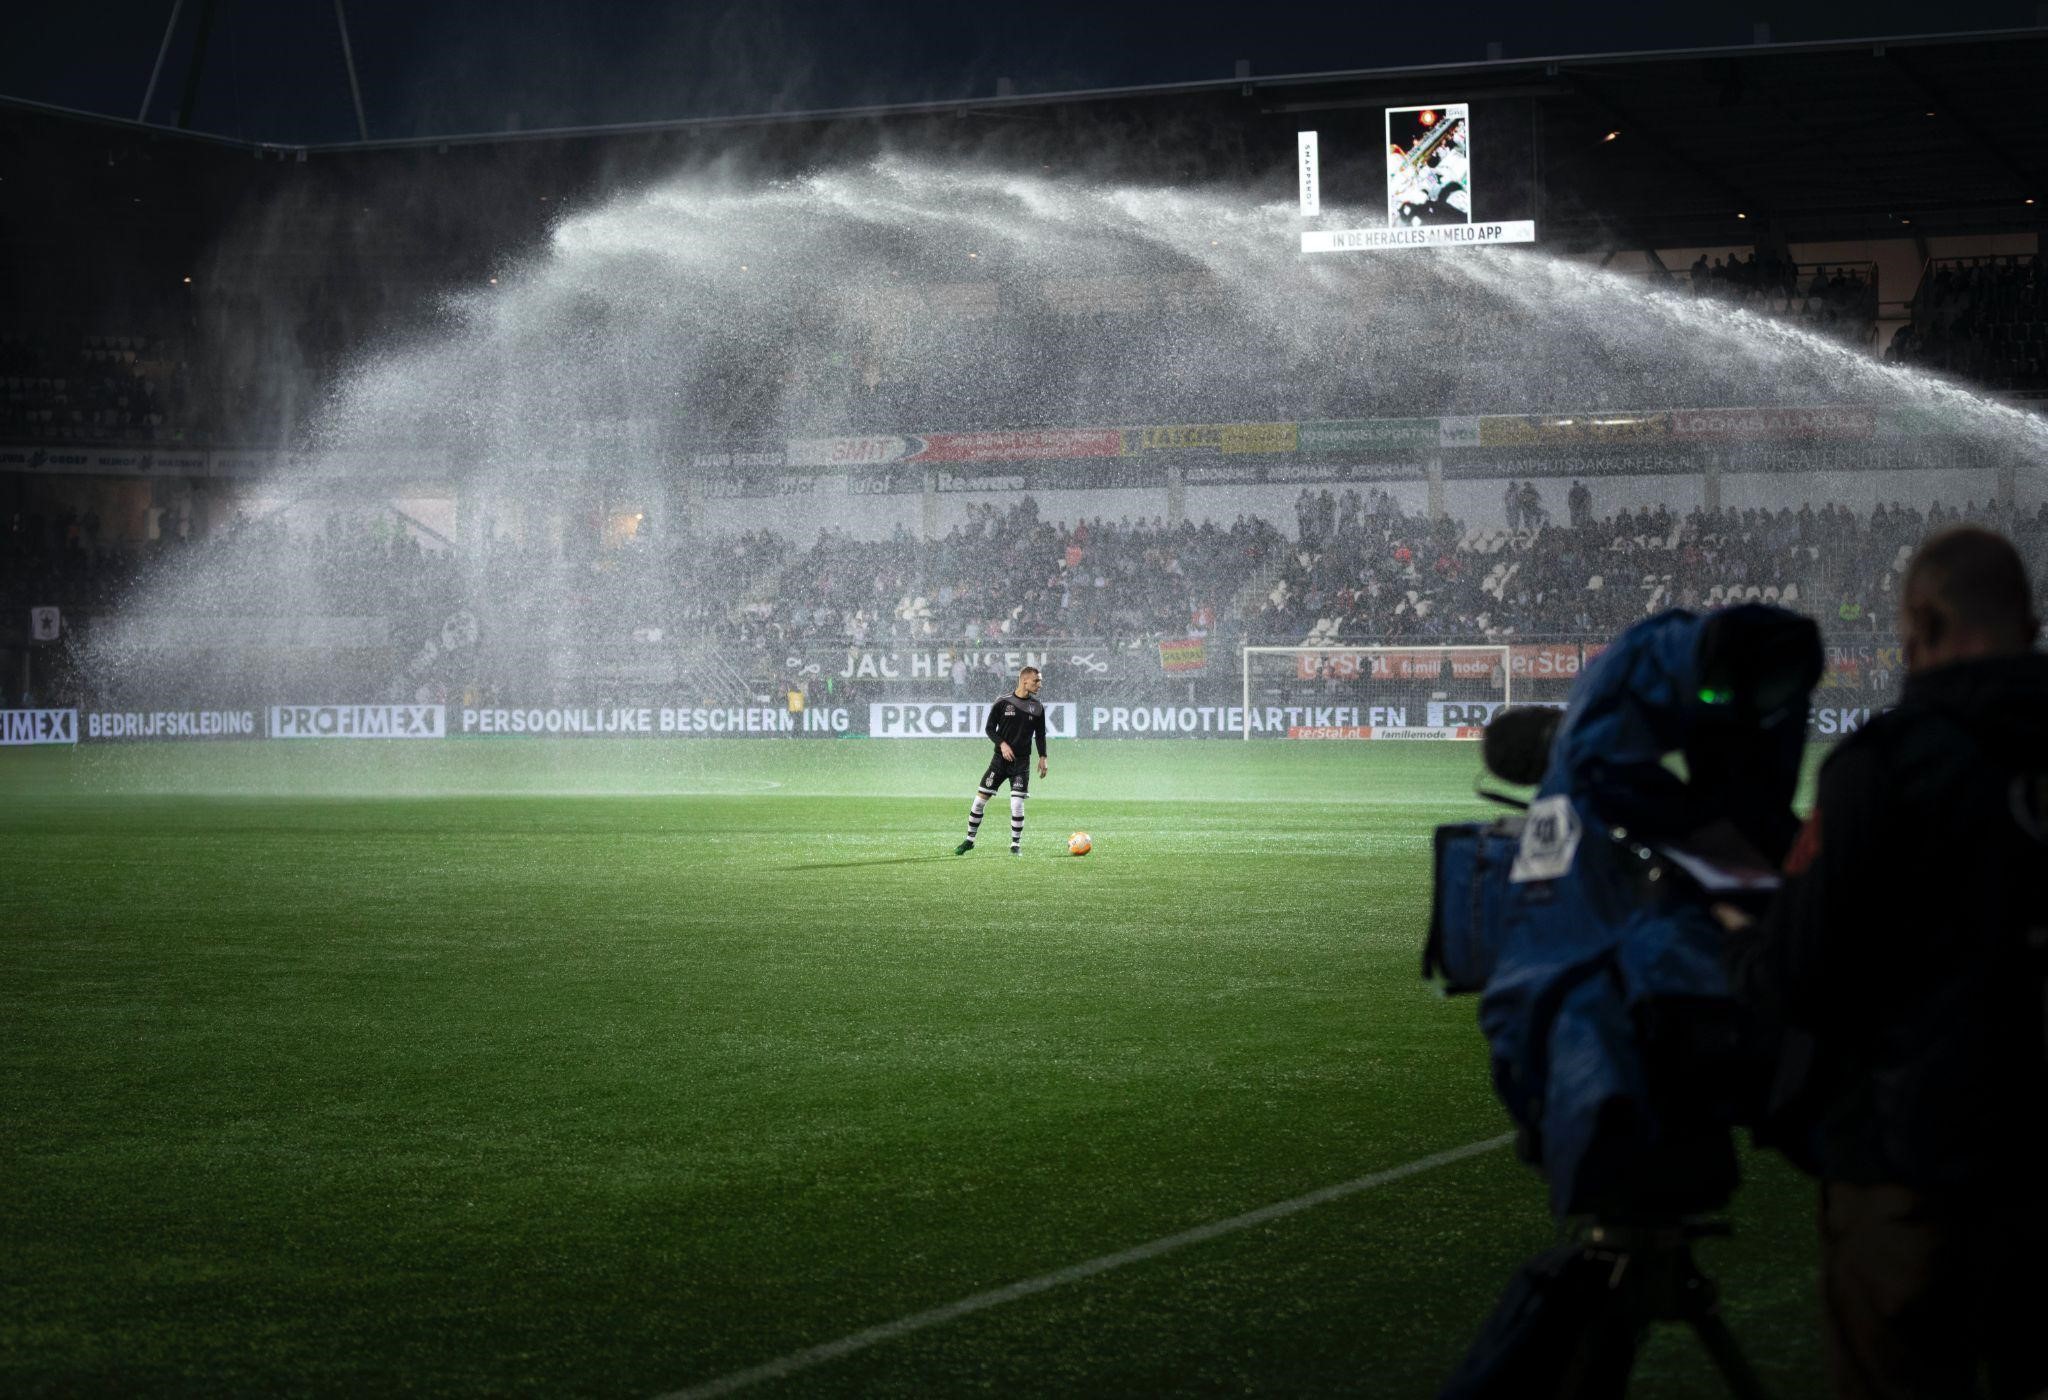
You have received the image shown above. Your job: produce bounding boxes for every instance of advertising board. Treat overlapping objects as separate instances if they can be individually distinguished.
[868,701,1078,739]
[85,710,260,741]
[793,647,1066,682]
[1,709,78,745]
[268,705,446,739]
[1808,706,1878,737]
[456,706,851,736]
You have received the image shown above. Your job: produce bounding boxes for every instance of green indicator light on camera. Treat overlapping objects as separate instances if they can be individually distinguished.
[1697,687,1733,705]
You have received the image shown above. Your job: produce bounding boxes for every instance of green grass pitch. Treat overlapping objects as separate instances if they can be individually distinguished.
[2,739,1824,1397]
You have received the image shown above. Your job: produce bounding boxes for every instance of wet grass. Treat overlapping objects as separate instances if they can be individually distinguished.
[1,740,1823,1397]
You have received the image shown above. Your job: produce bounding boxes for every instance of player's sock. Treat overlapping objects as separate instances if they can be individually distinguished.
[1009,794,1025,852]
[966,792,990,846]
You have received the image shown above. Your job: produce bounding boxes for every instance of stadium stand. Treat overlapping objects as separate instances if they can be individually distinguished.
[1888,254,2048,394]
[0,330,190,442]
[1680,254,1880,347]
[11,492,2045,711]
[723,502,1280,648]
[4,30,2046,711]
[0,245,2036,461]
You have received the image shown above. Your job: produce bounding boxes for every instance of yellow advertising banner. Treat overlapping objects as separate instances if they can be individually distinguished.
[1220,422,1299,454]
[1131,422,1299,454]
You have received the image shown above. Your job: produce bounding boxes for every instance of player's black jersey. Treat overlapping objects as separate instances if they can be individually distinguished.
[985,691,1048,760]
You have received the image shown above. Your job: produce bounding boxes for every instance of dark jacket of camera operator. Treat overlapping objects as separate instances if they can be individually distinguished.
[1725,525,2048,1400]
[1731,647,2048,1185]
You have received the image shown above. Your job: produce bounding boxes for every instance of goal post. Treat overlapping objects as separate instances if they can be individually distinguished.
[1239,644,1513,740]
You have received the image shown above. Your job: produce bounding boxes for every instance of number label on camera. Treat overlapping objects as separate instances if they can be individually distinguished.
[1511,795,1581,883]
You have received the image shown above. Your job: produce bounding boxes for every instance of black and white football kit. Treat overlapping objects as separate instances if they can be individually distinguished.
[959,689,1048,854]
[978,691,1047,797]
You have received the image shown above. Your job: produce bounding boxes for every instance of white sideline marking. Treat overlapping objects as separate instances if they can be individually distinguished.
[654,1132,1515,1399]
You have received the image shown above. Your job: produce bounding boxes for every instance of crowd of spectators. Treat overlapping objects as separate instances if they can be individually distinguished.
[1887,255,2048,394]
[474,525,791,648]
[1682,254,1879,346]
[723,499,1283,648]
[1255,493,2048,651]
[5,507,458,618]
[0,331,191,443]
[2,504,807,703]
[3,509,469,706]
[10,485,2047,709]
[1268,498,1639,645]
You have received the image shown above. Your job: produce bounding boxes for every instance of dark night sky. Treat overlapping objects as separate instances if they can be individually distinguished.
[4,0,2043,145]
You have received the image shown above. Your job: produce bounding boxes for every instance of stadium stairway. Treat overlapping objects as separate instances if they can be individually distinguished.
[726,556,800,626]
[1228,556,1288,629]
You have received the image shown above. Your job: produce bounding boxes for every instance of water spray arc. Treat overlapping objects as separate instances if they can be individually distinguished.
[87,158,2047,722]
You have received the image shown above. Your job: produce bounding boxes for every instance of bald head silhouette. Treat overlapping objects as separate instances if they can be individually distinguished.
[1899,525,2041,675]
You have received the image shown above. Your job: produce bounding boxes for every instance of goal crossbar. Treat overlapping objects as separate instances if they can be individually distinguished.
[1239,644,1513,740]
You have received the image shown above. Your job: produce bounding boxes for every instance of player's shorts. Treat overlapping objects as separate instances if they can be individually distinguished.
[977,753,1031,798]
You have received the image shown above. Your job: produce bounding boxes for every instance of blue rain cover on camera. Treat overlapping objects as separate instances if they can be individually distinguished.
[1476,606,1810,1219]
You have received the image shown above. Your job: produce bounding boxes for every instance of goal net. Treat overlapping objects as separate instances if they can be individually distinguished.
[1239,645,1512,740]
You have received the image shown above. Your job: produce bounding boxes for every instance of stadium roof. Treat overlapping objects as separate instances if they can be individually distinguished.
[3,26,2045,264]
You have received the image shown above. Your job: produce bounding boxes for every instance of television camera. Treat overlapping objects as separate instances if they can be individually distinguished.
[1425,605,1823,1399]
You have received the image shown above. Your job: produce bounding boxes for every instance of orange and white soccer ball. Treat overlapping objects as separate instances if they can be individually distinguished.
[1068,832,1093,856]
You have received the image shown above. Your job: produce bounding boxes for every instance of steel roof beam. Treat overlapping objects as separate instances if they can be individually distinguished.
[1555,68,1758,217]
[1876,46,2041,194]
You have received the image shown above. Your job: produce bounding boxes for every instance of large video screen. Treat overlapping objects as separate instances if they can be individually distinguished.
[1385,104,1471,227]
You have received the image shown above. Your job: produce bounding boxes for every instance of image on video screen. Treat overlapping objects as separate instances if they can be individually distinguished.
[1385,104,1472,227]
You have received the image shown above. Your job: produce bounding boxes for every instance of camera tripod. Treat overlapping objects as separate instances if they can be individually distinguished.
[1558,1219,1770,1400]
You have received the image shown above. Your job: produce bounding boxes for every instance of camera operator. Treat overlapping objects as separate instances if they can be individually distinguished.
[1723,525,2048,1400]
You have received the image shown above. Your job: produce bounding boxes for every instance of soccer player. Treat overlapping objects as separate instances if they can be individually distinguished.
[955,666,1048,855]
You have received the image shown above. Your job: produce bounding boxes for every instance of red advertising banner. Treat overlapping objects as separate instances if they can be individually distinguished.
[1295,650,1503,681]
[1298,652,1362,681]
[1508,643,1582,679]
[1666,406,1876,442]
[1443,653,1503,681]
